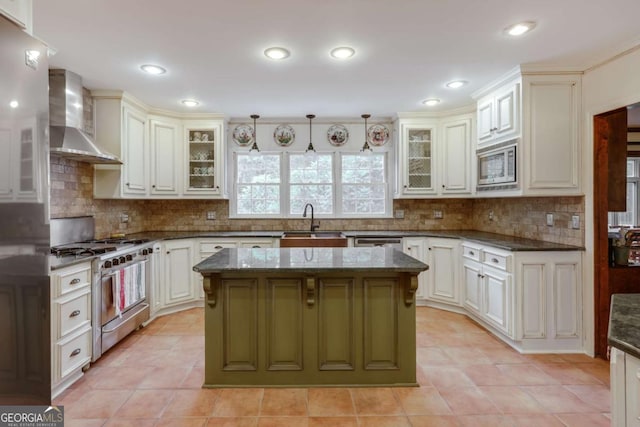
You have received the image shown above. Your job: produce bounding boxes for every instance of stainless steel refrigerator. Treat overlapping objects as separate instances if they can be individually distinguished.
[0,14,51,404]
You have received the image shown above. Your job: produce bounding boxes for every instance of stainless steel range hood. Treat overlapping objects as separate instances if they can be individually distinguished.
[49,69,122,164]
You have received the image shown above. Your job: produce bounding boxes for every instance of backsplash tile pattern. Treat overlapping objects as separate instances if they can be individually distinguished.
[49,156,584,246]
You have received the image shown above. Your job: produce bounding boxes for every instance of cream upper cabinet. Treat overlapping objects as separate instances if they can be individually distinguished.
[0,0,32,32]
[122,105,148,196]
[440,116,473,195]
[397,121,437,196]
[0,118,41,202]
[522,74,581,194]
[396,113,474,198]
[149,116,181,196]
[184,120,225,197]
[476,81,520,148]
[93,91,226,199]
[472,68,582,196]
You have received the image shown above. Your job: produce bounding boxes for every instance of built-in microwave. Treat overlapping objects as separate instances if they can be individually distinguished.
[477,143,517,189]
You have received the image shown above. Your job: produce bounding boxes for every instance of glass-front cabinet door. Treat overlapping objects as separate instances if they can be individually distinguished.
[183,120,224,196]
[398,121,436,195]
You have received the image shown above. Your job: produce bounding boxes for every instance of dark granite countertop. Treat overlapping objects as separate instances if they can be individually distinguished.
[125,230,583,252]
[193,247,429,275]
[608,294,640,359]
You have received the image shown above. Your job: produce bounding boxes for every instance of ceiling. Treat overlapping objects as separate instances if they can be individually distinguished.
[33,0,640,120]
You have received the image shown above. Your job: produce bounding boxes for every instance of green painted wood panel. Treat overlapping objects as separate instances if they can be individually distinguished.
[363,278,398,370]
[266,278,303,370]
[318,278,354,370]
[223,279,258,370]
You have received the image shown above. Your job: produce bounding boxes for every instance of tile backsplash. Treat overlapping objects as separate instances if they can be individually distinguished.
[50,155,584,246]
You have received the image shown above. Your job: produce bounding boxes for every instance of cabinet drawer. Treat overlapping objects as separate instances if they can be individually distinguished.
[55,265,91,297]
[56,290,91,339]
[56,328,92,379]
[462,244,482,261]
[200,241,236,253]
[483,250,511,272]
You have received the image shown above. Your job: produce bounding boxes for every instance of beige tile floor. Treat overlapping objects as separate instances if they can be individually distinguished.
[54,307,611,426]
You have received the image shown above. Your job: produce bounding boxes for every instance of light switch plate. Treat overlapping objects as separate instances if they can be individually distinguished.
[206,211,216,220]
[571,215,580,229]
[546,213,554,227]
[433,210,443,219]
[394,209,405,219]
[120,213,129,223]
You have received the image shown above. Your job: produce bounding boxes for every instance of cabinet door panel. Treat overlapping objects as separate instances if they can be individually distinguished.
[363,278,398,369]
[463,261,482,314]
[150,120,179,195]
[520,263,545,339]
[495,85,518,138]
[626,353,640,427]
[442,119,471,193]
[164,241,194,305]
[266,278,303,370]
[318,278,354,370]
[477,100,494,143]
[122,108,147,194]
[427,239,459,305]
[483,267,511,335]
[553,263,578,338]
[0,128,14,199]
[222,279,258,370]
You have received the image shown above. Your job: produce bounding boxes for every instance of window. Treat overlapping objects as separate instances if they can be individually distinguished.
[609,159,640,227]
[236,154,281,215]
[341,153,386,215]
[289,154,333,215]
[233,151,390,218]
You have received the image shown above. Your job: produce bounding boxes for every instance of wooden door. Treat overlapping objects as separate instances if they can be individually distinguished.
[593,107,627,358]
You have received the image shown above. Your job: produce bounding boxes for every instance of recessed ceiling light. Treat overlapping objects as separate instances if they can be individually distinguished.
[140,64,167,75]
[446,80,467,89]
[422,98,441,107]
[264,47,290,60]
[330,46,355,59]
[504,21,536,36]
[9,100,19,109]
[181,99,199,107]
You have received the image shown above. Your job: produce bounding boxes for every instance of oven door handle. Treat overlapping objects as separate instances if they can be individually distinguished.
[102,303,150,333]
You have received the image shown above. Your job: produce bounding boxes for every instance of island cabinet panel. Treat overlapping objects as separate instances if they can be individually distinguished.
[222,279,258,371]
[363,278,398,370]
[318,278,354,370]
[266,279,303,370]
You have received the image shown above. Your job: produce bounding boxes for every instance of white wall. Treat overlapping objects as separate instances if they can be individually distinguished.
[581,45,640,356]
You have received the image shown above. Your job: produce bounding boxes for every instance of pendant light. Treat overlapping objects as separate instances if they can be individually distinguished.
[305,114,316,154]
[361,114,373,153]
[249,114,260,155]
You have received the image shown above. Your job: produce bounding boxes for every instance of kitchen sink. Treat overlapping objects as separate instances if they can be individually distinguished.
[280,231,348,247]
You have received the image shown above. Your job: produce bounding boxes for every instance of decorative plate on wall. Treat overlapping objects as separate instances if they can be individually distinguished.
[232,124,253,146]
[367,124,390,146]
[273,124,295,146]
[327,124,349,146]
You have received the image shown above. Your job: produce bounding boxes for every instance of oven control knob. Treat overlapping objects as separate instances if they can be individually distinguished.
[104,260,112,268]
[126,254,133,261]
[141,249,148,256]
[112,258,119,266]
[119,256,126,264]
[148,247,153,254]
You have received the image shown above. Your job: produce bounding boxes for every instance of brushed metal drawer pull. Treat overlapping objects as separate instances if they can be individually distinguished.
[214,246,223,249]
[491,258,499,263]
[69,278,81,285]
[252,246,261,248]
[69,310,81,318]
[70,348,81,357]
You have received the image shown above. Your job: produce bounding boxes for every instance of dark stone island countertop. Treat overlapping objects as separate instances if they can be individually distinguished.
[193,247,429,275]
[608,293,640,359]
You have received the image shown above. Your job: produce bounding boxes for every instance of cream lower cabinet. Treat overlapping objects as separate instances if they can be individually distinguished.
[404,237,459,305]
[50,261,92,398]
[462,242,514,337]
[611,347,640,427]
[163,239,197,307]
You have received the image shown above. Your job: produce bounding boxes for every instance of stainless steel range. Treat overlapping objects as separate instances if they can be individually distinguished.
[50,217,153,362]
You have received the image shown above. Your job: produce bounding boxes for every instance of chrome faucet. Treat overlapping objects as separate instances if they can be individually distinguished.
[303,203,320,232]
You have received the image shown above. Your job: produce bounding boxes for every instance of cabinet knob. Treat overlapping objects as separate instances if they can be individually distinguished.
[491,258,499,263]
[152,184,156,188]
[469,251,475,256]
[69,278,81,285]
[69,310,81,318]
[403,185,408,188]
[70,348,81,357]
[477,273,482,278]
[126,182,130,186]
[166,251,170,254]
[490,127,498,132]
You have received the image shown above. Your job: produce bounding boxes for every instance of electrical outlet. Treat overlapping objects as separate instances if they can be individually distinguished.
[433,210,443,219]
[546,213,554,227]
[394,209,405,219]
[120,213,129,223]
[571,215,580,229]
[206,211,216,220]
[488,210,494,221]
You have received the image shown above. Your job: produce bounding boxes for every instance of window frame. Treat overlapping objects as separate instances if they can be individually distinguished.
[230,150,392,219]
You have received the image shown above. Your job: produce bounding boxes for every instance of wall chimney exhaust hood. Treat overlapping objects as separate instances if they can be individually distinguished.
[49,69,121,164]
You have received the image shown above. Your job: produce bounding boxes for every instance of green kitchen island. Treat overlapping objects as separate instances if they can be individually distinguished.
[193,247,428,388]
